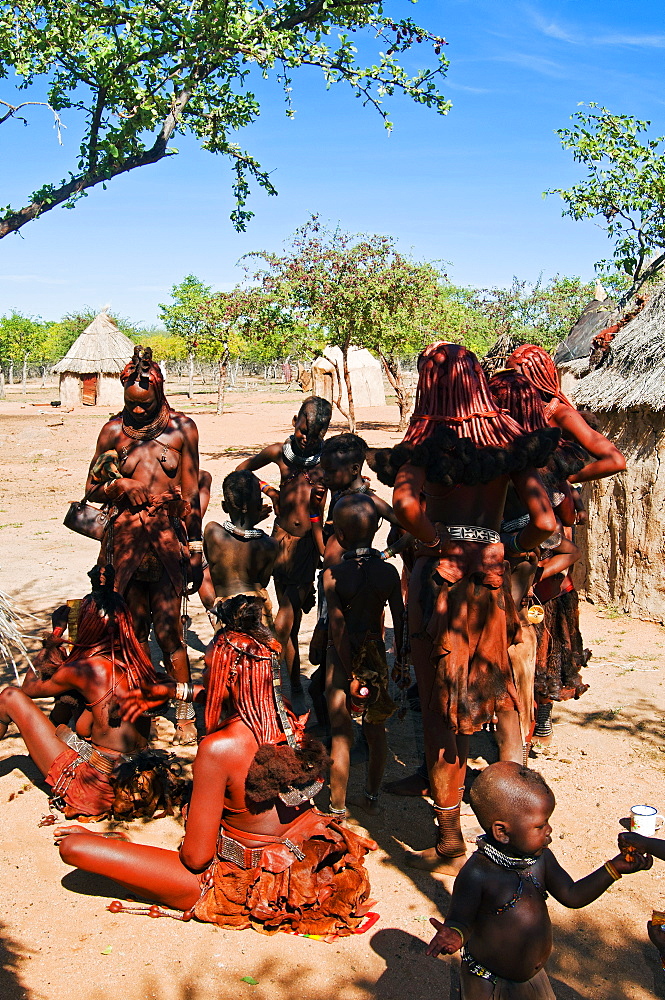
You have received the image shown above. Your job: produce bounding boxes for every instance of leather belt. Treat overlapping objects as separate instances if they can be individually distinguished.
[217,832,306,870]
[447,525,501,545]
[56,725,135,776]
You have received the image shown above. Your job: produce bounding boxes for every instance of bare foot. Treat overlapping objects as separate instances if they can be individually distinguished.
[407,848,467,876]
[172,721,197,745]
[647,921,665,968]
[347,793,381,817]
[385,772,430,797]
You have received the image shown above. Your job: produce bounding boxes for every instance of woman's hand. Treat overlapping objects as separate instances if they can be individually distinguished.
[115,477,151,508]
[118,683,173,723]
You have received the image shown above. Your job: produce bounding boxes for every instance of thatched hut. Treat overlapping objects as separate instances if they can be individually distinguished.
[53,311,135,407]
[564,284,665,621]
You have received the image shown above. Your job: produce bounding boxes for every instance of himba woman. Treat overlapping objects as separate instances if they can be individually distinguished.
[506,345,626,742]
[85,345,203,744]
[54,596,377,936]
[488,368,588,755]
[375,342,559,874]
[0,566,176,820]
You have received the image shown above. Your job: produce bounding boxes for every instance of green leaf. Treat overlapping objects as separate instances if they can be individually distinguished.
[101,946,113,955]
[240,976,258,985]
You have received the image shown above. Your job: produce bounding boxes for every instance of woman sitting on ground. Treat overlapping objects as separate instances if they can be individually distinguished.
[0,565,177,820]
[54,596,376,936]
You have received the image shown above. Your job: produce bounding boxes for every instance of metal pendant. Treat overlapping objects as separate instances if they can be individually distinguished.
[527,603,545,625]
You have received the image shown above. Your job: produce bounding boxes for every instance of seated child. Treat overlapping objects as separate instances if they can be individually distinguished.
[323,495,404,817]
[619,831,665,974]
[427,762,652,998]
[203,471,279,627]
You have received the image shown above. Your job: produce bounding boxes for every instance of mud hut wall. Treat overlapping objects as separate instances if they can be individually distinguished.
[96,373,124,408]
[58,373,82,406]
[574,409,665,622]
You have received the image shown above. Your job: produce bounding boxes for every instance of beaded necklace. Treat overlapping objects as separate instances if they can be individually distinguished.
[476,837,548,913]
[222,521,265,541]
[121,401,171,441]
[282,436,321,469]
[342,547,382,561]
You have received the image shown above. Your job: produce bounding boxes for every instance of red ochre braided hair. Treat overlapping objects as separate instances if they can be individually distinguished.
[120,345,166,400]
[204,596,329,810]
[488,369,586,482]
[203,596,298,743]
[369,342,559,487]
[507,343,575,408]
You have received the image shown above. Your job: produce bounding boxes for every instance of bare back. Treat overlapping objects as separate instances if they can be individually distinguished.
[204,522,278,599]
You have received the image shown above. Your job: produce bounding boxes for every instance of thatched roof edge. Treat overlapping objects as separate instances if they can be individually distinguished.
[569,286,665,412]
[53,312,135,375]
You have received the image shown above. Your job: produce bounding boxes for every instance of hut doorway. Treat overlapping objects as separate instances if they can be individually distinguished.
[81,373,98,405]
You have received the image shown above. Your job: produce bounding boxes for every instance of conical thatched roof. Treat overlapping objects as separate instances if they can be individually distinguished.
[52,311,135,375]
[571,285,665,412]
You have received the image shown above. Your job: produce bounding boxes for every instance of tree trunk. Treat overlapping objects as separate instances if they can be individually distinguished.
[187,350,194,400]
[41,365,47,388]
[378,351,412,432]
[216,350,229,415]
[8,363,13,385]
[22,355,28,395]
[0,370,5,399]
[341,341,355,432]
[330,356,350,424]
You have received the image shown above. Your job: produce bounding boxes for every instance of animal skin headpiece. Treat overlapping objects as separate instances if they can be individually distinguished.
[403,341,528,449]
[507,344,574,408]
[120,345,165,398]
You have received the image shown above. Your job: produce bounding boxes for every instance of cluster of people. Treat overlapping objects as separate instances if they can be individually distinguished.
[1,341,662,993]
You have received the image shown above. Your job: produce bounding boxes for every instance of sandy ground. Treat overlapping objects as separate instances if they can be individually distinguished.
[0,383,664,1000]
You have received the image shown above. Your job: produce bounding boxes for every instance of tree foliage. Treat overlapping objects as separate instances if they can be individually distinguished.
[246,216,440,430]
[548,104,665,303]
[0,0,449,238]
[159,274,213,397]
[469,274,594,353]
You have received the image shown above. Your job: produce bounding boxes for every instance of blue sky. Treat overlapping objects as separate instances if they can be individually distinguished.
[1,0,664,327]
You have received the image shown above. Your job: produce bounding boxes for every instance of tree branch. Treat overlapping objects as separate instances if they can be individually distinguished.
[0,89,192,239]
[0,99,65,142]
[278,0,375,29]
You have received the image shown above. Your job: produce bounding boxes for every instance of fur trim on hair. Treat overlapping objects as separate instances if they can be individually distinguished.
[244,735,331,809]
[368,426,560,488]
[215,594,274,645]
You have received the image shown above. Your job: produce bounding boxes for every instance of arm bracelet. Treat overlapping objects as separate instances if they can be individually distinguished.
[506,531,528,556]
[175,682,194,703]
[422,533,440,549]
[604,860,622,882]
[310,515,321,523]
[188,540,203,552]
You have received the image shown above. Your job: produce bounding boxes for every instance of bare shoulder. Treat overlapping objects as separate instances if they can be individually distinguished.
[204,520,225,541]
[97,413,123,446]
[170,411,199,435]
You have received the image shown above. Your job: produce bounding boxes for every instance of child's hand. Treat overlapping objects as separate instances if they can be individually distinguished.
[609,850,653,875]
[426,918,465,957]
[309,482,326,510]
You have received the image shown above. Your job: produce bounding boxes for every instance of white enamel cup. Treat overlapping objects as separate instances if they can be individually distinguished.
[630,804,665,836]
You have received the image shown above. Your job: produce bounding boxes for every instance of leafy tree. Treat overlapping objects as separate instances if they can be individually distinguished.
[159,275,213,398]
[547,104,665,304]
[139,332,188,362]
[197,288,253,414]
[247,218,442,431]
[0,1,449,239]
[0,311,45,392]
[469,275,594,352]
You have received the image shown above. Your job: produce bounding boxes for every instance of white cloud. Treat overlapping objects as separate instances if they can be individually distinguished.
[527,5,665,48]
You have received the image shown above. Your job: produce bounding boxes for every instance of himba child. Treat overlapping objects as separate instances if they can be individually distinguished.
[202,471,279,628]
[323,494,405,818]
[619,830,665,974]
[427,761,652,999]
[308,432,412,725]
[236,396,332,694]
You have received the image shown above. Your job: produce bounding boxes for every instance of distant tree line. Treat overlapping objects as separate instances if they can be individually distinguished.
[0,217,602,418]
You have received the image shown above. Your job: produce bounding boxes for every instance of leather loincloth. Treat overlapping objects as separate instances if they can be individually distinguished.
[349,634,397,725]
[46,732,185,820]
[193,808,376,936]
[100,490,189,596]
[534,588,589,702]
[410,539,519,735]
[271,524,319,612]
